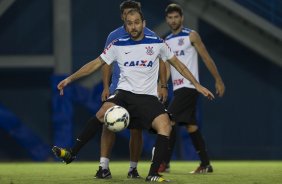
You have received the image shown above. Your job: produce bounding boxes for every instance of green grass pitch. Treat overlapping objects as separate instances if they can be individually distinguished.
[0,161,282,184]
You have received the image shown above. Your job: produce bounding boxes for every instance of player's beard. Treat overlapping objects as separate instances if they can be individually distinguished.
[170,22,181,32]
[130,29,142,40]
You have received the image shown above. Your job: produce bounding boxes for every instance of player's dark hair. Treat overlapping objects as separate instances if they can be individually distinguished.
[165,3,183,16]
[120,0,141,14]
[126,9,144,21]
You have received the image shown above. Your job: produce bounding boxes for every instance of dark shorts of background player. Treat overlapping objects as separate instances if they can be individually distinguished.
[106,89,168,131]
[168,87,199,126]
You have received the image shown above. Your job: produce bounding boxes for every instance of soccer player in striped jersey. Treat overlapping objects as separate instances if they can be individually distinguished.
[158,4,225,174]
[54,9,214,182]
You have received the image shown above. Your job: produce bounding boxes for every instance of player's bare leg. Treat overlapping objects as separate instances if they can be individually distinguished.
[94,102,116,179]
[93,126,116,179]
[128,129,143,178]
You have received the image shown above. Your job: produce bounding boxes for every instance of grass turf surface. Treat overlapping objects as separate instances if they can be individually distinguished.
[0,161,282,184]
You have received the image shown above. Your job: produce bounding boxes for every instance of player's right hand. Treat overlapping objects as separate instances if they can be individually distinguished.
[101,88,110,102]
[57,78,71,96]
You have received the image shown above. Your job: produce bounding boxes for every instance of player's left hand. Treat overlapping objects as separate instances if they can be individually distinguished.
[195,84,215,100]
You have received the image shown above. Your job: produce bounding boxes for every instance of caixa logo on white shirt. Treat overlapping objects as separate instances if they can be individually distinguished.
[124,60,153,67]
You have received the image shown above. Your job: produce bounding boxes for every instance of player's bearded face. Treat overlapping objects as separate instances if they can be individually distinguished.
[166,12,183,31]
[125,13,144,40]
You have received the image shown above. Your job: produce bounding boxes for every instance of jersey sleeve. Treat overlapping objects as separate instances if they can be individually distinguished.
[160,41,174,61]
[100,41,117,65]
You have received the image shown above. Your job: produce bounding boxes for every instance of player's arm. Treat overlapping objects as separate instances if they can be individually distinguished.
[101,64,112,101]
[158,59,168,103]
[57,57,106,96]
[190,31,225,97]
[167,55,214,100]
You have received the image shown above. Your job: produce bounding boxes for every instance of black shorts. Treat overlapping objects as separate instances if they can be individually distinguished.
[168,88,199,125]
[106,90,167,130]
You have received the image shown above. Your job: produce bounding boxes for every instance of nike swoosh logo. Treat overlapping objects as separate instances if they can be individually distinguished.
[125,52,131,54]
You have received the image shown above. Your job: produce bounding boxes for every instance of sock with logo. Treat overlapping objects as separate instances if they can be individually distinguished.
[71,116,102,156]
[148,134,169,176]
[164,125,176,164]
[99,157,110,169]
[129,161,138,172]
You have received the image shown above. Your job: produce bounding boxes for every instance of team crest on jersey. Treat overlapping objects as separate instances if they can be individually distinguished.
[145,46,154,55]
[178,38,184,46]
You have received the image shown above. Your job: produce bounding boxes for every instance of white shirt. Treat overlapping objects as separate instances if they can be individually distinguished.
[101,34,174,97]
[165,28,199,91]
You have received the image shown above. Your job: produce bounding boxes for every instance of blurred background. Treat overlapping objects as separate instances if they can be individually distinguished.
[0,0,281,162]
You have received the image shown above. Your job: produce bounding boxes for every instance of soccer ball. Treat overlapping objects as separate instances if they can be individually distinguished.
[104,105,130,132]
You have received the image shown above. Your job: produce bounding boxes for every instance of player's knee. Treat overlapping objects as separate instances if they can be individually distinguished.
[96,103,114,122]
[187,125,198,133]
[95,110,104,122]
[159,121,172,136]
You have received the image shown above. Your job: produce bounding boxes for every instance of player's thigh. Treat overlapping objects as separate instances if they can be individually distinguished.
[96,102,116,121]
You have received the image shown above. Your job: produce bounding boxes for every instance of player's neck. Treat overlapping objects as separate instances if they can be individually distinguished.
[171,25,183,35]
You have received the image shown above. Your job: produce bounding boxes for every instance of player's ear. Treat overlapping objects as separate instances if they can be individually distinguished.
[143,20,146,28]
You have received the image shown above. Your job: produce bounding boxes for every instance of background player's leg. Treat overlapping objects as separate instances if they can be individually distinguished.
[128,128,143,178]
[100,125,115,169]
[187,125,213,173]
[94,126,115,179]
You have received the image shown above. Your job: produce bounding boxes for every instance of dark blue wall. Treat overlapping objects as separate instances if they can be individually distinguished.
[0,0,281,161]
[199,20,282,159]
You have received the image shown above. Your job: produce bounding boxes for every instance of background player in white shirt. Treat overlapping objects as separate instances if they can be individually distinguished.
[158,4,225,174]
[55,9,214,182]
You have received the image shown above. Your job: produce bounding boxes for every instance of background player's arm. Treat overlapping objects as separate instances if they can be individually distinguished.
[57,57,106,96]
[190,31,225,97]
[165,62,171,82]
[101,32,115,101]
[101,64,112,101]
[167,55,214,100]
[158,59,168,103]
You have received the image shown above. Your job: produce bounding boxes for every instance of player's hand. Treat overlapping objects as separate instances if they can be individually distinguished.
[101,88,110,102]
[215,80,225,97]
[195,84,215,100]
[57,78,71,96]
[157,85,168,103]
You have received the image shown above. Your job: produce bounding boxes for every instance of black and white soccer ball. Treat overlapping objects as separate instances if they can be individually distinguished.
[104,105,130,132]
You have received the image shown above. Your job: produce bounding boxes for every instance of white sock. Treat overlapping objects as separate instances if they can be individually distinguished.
[99,157,109,169]
[129,161,138,172]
